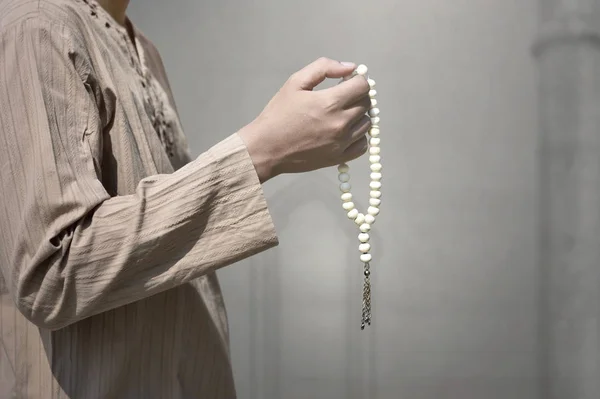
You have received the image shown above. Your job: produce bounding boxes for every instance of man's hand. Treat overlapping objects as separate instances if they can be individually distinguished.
[239,57,372,183]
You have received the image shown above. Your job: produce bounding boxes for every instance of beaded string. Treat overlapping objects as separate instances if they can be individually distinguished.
[337,64,381,330]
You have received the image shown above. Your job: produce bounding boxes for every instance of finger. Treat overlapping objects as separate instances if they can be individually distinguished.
[341,135,368,162]
[346,115,372,144]
[349,92,372,112]
[326,74,370,108]
[343,94,371,124]
[288,57,356,91]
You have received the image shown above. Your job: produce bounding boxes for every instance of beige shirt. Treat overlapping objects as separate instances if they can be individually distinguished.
[0,0,279,397]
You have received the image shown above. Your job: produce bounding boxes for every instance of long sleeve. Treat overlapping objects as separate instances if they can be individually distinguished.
[0,17,278,330]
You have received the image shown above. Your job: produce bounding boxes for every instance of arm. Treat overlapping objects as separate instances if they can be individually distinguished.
[0,18,278,330]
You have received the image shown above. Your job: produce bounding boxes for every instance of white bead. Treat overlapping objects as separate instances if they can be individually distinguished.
[354,213,365,225]
[370,162,382,171]
[369,147,380,155]
[335,69,384,238]
[347,208,359,219]
[360,253,372,263]
[368,108,380,117]
[370,181,382,190]
[342,201,355,211]
[359,243,371,253]
[338,173,350,182]
[355,64,368,76]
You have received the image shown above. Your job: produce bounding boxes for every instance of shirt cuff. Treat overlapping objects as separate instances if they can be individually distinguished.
[201,132,279,260]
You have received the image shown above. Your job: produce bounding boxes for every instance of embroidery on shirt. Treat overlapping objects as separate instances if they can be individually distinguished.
[76,0,179,158]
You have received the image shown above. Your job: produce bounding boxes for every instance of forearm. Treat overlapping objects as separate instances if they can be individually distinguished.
[0,17,279,330]
[13,134,278,330]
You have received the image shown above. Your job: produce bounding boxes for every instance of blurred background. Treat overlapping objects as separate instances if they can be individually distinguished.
[129,1,598,398]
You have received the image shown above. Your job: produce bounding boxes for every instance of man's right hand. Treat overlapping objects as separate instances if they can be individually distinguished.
[238,57,372,183]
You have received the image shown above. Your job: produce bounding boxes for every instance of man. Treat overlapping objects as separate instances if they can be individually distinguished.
[0,0,371,397]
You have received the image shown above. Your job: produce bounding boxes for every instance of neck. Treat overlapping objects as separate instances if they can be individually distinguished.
[96,0,130,26]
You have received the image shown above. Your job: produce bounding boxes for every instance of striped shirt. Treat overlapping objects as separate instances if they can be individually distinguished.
[0,0,279,397]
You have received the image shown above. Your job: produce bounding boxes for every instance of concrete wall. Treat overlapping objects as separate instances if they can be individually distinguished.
[129,1,539,398]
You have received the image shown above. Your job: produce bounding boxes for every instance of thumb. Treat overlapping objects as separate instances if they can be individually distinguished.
[290,57,356,91]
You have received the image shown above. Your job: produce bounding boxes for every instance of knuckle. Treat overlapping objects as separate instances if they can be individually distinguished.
[331,118,347,135]
[348,76,370,97]
[313,89,336,110]
[315,57,334,73]
[287,72,300,85]
[321,93,339,110]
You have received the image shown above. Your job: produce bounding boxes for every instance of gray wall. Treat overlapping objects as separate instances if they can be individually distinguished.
[129,1,539,398]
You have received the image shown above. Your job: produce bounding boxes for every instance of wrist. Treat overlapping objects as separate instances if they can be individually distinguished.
[237,121,279,183]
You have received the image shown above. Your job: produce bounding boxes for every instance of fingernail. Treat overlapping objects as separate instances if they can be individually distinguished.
[340,61,355,67]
